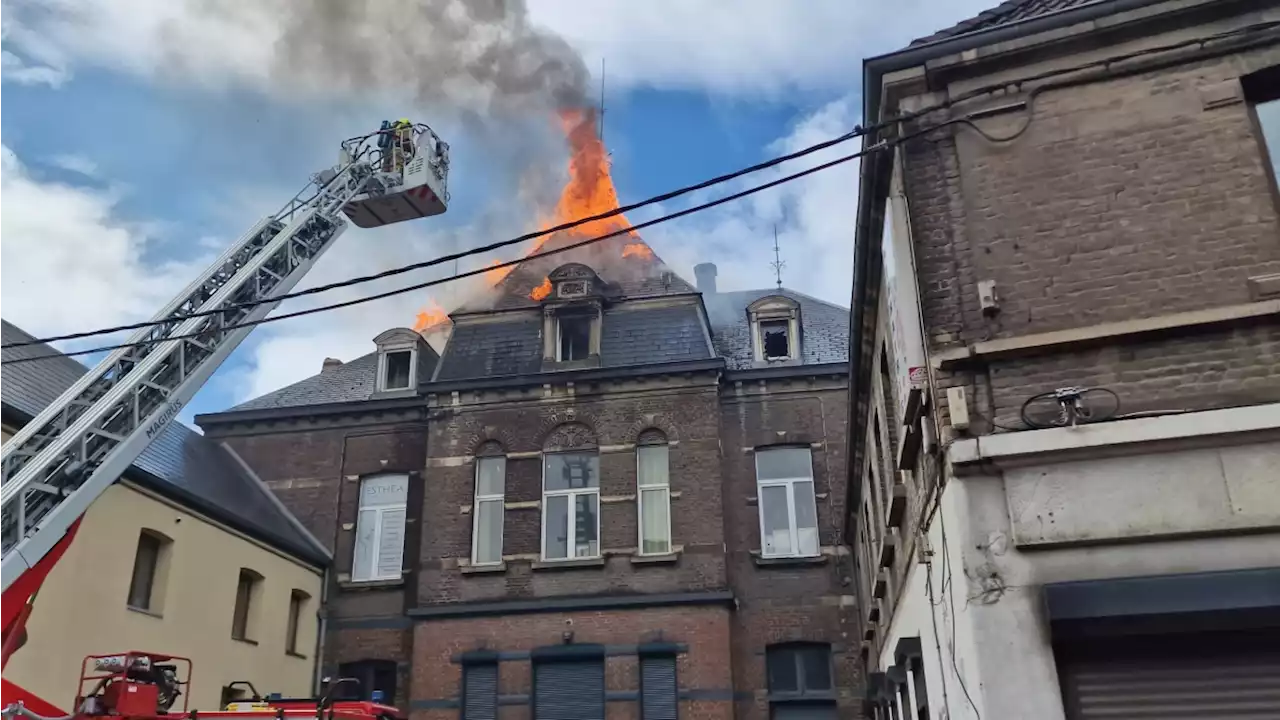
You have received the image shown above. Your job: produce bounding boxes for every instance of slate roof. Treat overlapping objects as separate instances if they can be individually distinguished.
[705,288,850,371]
[433,316,544,382]
[230,351,380,412]
[911,0,1101,46]
[0,320,327,565]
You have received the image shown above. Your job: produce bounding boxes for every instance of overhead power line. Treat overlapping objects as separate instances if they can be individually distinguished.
[6,19,1273,358]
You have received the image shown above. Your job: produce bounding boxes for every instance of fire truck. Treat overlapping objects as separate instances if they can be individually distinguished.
[0,119,451,720]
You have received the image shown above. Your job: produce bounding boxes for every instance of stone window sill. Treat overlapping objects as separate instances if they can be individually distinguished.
[532,557,606,571]
[630,552,680,565]
[232,636,259,647]
[338,577,405,590]
[751,552,828,568]
[127,605,164,620]
[460,562,507,575]
[286,650,308,660]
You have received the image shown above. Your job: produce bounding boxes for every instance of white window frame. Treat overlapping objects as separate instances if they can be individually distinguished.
[636,444,672,556]
[540,452,601,561]
[755,447,820,559]
[376,345,417,392]
[471,456,506,566]
[352,474,408,582]
[554,314,594,362]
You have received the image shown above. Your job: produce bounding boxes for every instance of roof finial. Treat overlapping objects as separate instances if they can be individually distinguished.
[770,225,785,289]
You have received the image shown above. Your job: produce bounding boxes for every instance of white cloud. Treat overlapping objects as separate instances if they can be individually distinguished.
[1,50,68,87]
[50,154,99,178]
[643,95,860,306]
[0,146,213,348]
[0,0,996,99]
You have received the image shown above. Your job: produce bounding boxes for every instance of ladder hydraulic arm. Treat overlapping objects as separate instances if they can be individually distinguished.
[0,123,450,675]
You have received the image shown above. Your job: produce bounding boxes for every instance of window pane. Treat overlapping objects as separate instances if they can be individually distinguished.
[793,481,819,556]
[638,445,669,488]
[767,648,799,693]
[361,474,408,508]
[383,350,412,389]
[128,533,160,610]
[352,508,377,580]
[544,494,569,560]
[757,447,812,481]
[1258,99,1280,180]
[474,499,504,565]
[640,488,671,555]
[544,453,599,491]
[376,508,406,578]
[559,316,592,361]
[801,646,832,691]
[476,457,505,497]
[761,485,793,556]
[286,594,302,654]
[574,494,599,558]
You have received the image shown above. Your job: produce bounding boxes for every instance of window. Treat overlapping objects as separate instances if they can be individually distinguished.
[335,660,397,702]
[1243,65,1280,184]
[637,436,672,556]
[767,643,836,720]
[286,590,309,655]
[533,653,605,720]
[231,568,262,641]
[640,651,678,720]
[472,455,506,566]
[353,474,408,582]
[127,530,170,612]
[378,349,414,391]
[461,659,498,720]
[542,453,600,560]
[556,315,592,361]
[756,447,820,558]
[761,319,792,360]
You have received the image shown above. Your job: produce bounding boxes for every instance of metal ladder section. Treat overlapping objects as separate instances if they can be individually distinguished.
[0,160,373,592]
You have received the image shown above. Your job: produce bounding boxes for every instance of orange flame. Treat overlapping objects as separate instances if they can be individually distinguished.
[530,277,552,301]
[413,298,450,333]
[621,243,654,260]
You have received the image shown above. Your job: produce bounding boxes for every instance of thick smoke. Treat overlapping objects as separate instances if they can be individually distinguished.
[179,0,589,118]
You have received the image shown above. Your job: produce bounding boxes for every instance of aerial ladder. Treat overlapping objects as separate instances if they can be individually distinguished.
[0,120,451,715]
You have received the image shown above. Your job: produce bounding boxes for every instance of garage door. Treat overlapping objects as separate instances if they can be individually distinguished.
[1057,628,1280,719]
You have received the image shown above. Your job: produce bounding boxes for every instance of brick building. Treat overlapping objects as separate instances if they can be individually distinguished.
[846,0,1280,718]
[197,232,860,719]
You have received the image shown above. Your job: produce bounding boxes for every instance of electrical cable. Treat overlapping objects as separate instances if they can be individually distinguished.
[2,133,914,366]
[5,19,1274,353]
[2,124,869,350]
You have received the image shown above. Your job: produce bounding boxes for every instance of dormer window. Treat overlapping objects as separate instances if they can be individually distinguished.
[760,319,791,360]
[380,348,414,390]
[372,328,439,395]
[748,295,802,364]
[557,314,592,361]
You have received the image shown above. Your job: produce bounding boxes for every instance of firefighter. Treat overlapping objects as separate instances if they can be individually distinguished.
[392,118,414,174]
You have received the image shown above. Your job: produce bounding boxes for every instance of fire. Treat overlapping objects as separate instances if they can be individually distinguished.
[621,243,653,260]
[413,298,450,333]
[548,108,638,242]
[530,277,552,301]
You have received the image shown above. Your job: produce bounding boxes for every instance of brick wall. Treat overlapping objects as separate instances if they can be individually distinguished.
[901,41,1280,430]
[409,606,733,720]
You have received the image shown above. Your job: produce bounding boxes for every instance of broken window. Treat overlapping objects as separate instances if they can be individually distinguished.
[557,315,592,361]
[380,349,413,391]
[761,320,792,360]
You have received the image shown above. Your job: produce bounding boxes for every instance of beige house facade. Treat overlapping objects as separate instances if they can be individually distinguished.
[2,320,330,712]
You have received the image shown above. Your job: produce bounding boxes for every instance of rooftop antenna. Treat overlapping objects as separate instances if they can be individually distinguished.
[770,225,785,289]
[598,58,606,143]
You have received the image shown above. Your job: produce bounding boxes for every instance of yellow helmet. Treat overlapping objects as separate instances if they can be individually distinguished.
[396,118,411,126]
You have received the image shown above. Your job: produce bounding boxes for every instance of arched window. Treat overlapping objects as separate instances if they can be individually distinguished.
[472,441,506,566]
[541,423,600,561]
[636,429,672,556]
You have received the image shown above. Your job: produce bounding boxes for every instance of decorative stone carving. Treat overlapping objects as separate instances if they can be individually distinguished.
[543,421,598,451]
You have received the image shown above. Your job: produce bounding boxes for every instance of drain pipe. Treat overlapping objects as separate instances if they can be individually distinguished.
[313,566,331,694]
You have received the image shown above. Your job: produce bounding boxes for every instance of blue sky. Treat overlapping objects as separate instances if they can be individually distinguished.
[2,0,993,425]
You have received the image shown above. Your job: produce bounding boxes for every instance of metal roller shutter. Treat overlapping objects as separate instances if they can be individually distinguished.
[462,662,497,720]
[534,658,605,720]
[640,655,678,720]
[1058,629,1280,719]
[771,704,838,720]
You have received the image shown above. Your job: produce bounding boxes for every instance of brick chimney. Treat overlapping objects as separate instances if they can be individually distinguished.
[694,263,717,294]
[321,357,343,373]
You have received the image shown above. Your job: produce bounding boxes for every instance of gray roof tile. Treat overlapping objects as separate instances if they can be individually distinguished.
[910,0,1101,47]
[433,316,545,382]
[704,288,850,370]
[1,320,326,565]
[230,352,380,411]
[600,304,711,366]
